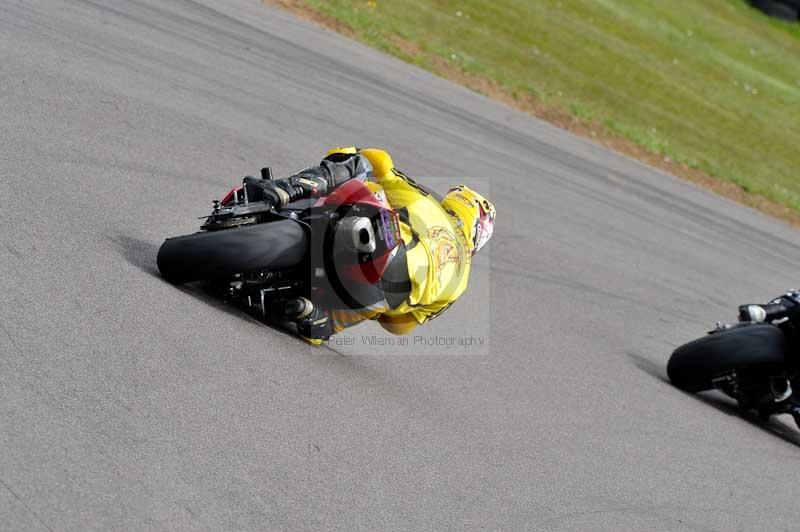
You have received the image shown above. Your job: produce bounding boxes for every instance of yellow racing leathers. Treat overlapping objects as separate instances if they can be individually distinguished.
[327,148,472,336]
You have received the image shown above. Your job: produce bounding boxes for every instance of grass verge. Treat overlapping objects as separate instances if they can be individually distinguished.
[267,0,800,226]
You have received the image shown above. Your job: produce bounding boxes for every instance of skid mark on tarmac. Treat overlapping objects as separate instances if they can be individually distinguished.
[0,477,54,532]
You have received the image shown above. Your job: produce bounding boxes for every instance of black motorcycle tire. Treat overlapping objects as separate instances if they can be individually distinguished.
[157,219,307,284]
[667,323,789,392]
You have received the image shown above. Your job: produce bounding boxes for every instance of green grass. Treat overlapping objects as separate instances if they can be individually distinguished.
[299,0,800,212]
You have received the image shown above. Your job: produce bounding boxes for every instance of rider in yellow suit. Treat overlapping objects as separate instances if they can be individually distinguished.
[256,147,496,343]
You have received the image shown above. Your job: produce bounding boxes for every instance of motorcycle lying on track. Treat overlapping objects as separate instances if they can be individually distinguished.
[157,167,404,328]
[667,299,800,428]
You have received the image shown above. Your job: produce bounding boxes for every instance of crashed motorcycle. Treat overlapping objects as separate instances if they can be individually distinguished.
[667,299,800,427]
[157,167,403,328]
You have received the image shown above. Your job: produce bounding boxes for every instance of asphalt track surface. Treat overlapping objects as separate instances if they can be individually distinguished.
[3,1,800,531]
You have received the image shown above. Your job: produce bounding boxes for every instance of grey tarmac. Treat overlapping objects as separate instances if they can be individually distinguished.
[1,1,800,531]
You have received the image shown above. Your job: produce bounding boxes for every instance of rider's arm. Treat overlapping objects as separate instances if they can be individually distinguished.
[253,151,373,207]
[291,151,372,194]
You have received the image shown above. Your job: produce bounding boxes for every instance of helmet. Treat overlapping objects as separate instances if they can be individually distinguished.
[441,185,496,256]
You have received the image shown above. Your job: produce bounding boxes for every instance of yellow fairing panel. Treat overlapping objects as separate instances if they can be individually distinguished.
[360,148,395,178]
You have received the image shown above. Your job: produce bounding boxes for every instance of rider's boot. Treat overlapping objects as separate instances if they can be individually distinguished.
[285,297,332,345]
[753,377,800,428]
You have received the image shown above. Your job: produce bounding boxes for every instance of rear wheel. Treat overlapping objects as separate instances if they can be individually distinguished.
[667,323,789,392]
[157,219,307,284]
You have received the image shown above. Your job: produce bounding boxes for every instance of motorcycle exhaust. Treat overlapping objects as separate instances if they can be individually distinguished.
[337,217,376,254]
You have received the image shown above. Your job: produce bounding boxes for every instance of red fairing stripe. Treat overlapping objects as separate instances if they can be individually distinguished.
[322,180,386,210]
[220,186,243,206]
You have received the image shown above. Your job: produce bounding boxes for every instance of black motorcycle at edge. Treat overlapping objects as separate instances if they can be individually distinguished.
[668,302,800,428]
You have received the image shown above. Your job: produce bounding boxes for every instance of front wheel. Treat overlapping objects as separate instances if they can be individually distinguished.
[667,323,789,392]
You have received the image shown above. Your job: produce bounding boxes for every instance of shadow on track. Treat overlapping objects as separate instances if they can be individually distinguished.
[627,352,669,384]
[110,235,429,405]
[111,234,162,278]
[627,352,800,448]
[689,391,800,448]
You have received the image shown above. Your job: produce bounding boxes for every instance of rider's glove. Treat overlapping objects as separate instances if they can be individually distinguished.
[248,153,373,209]
[256,179,290,208]
[244,172,328,208]
[282,170,330,199]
